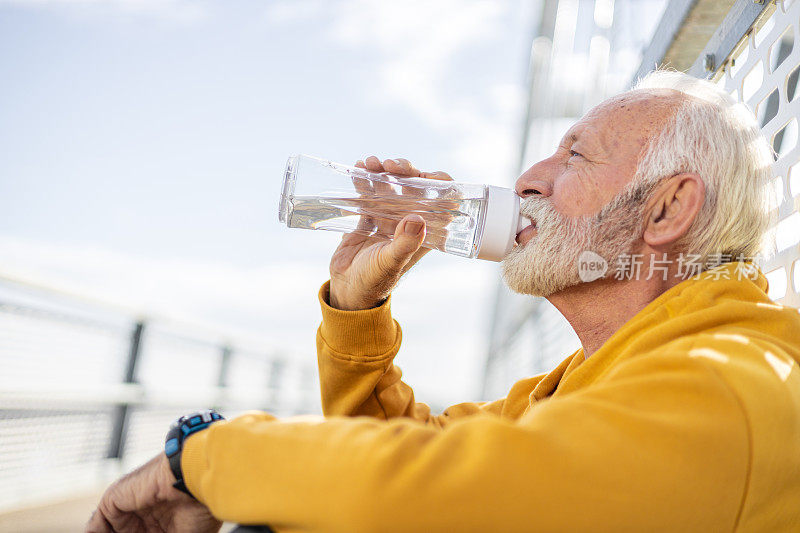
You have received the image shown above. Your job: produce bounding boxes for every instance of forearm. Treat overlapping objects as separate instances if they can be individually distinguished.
[318,280,509,426]
[182,412,439,531]
[183,412,528,531]
[182,359,748,533]
[317,280,440,423]
[183,355,749,532]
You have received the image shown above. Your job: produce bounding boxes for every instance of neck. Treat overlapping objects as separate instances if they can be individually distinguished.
[546,262,683,358]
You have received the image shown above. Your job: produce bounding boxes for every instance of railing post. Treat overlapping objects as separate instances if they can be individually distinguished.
[213,345,232,412]
[107,320,145,460]
[217,345,232,388]
[267,358,285,411]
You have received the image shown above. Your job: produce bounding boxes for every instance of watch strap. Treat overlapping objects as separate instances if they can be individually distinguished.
[165,409,224,498]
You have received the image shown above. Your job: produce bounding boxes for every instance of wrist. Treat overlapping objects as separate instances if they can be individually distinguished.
[328,281,385,310]
[156,453,184,502]
[165,409,224,499]
[330,293,385,311]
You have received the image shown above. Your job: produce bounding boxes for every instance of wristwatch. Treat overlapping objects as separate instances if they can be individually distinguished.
[164,409,225,497]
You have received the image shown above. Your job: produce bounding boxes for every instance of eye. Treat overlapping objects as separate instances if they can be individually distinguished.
[569,149,582,158]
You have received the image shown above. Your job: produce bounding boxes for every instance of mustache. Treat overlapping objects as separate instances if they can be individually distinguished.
[519,197,552,221]
[519,198,592,229]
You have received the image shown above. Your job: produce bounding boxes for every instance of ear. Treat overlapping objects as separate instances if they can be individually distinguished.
[642,173,705,248]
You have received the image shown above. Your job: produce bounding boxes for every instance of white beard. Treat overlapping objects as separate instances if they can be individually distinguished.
[501,182,649,297]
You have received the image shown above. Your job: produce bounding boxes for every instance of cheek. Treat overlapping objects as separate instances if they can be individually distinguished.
[552,171,604,217]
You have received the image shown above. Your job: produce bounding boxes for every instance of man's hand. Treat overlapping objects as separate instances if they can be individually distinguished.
[86,453,221,533]
[329,156,453,310]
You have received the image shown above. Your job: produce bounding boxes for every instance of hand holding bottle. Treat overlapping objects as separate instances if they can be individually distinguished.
[279,153,528,307]
[328,156,453,311]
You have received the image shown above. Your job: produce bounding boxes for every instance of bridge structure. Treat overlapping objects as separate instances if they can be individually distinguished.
[0,271,318,532]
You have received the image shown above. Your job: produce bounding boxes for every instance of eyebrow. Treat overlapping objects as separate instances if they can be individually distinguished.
[561,131,585,150]
[559,130,579,147]
[569,128,607,155]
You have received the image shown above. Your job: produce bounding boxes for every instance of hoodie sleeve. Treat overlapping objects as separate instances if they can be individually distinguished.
[182,349,749,532]
[316,281,509,427]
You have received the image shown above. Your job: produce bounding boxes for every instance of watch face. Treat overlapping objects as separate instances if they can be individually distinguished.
[165,410,224,449]
[180,410,224,438]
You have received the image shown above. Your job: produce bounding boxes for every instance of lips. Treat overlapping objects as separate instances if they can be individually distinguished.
[515,220,537,245]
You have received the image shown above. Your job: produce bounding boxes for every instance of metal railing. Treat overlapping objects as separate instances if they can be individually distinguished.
[0,272,319,511]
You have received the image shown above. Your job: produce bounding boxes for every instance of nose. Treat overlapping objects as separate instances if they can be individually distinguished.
[514,165,553,199]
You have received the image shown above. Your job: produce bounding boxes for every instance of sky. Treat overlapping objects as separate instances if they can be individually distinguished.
[0,0,536,406]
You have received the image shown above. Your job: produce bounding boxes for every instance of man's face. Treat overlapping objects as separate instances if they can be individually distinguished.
[502,90,680,297]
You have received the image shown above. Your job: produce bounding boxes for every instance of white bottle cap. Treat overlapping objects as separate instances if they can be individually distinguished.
[477,186,528,262]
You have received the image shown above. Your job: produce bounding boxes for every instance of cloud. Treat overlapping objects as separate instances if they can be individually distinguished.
[7,0,527,183]
[262,0,327,24]
[325,0,524,183]
[0,0,208,23]
[0,235,327,355]
[263,0,526,185]
[0,0,525,404]
[0,235,497,403]
[327,0,502,126]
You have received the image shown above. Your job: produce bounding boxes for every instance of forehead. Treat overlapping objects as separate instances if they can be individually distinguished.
[564,89,683,153]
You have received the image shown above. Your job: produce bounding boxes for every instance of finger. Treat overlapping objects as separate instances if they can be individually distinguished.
[85,509,113,533]
[351,162,377,235]
[419,171,458,228]
[371,210,400,239]
[420,170,453,181]
[364,155,384,173]
[401,246,432,275]
[378,214,426,273]
[355,213,376,233]
[369,169,401,237]
[383,158,421,177]
[385,158,428,208]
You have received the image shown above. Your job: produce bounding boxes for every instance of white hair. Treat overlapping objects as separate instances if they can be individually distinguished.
[631,69,775,265]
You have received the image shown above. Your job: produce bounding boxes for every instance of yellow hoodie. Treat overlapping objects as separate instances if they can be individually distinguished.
[183,261,800,532]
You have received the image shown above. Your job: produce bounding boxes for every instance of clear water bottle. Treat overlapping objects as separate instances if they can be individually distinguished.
[278,154,529,261]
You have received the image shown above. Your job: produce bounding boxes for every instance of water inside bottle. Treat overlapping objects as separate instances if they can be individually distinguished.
[286,195,485,257]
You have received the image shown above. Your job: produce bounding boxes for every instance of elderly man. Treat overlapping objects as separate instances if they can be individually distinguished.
[88,71,800,532]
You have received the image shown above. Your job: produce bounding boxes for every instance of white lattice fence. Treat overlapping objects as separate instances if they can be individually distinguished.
[717,0,800,307]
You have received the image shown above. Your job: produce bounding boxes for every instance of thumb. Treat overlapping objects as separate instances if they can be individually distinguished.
[380,215,426,271]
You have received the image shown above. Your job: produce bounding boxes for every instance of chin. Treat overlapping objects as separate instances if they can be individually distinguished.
[501,246,583,298]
